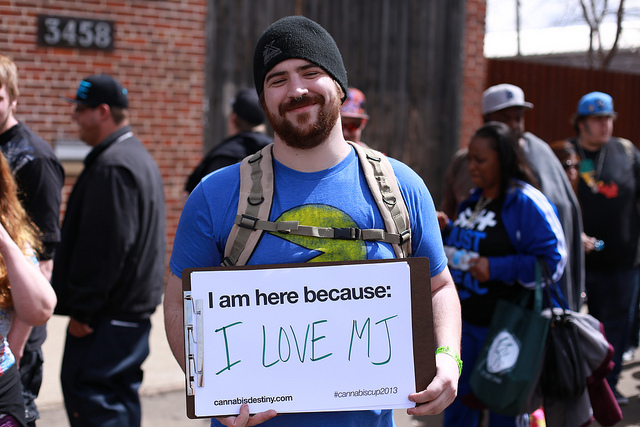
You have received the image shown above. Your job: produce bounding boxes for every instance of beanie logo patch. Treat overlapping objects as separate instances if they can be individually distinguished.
[263,41,282,65]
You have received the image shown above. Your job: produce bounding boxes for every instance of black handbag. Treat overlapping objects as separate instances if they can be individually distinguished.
[538,259,587,401]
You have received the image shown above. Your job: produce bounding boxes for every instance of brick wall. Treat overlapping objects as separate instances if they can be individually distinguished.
[0,0,207,270]
[460,0,488,149]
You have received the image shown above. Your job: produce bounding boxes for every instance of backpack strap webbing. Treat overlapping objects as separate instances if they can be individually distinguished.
[618,137,636,165]
[222,145,274,267]
[348,141,411,258]
[222,142,412,266]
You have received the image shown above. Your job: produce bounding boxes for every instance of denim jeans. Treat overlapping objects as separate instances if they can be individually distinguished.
[585,267,640,389]
[18,347,43,426]
[61,318,151,427]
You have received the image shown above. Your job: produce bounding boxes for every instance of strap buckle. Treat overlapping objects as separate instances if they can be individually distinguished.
[238,215,259,231]
[399,229,411,245]
[334,227,362,240]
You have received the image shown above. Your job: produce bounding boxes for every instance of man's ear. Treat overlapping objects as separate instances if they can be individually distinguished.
[96,104,112,121]
[336,81,345,102]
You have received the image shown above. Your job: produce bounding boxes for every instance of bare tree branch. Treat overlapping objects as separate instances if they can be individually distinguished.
[579,0,626,69]
[580,0,596,67]
[596,0,609,63]
[603,0,626,68]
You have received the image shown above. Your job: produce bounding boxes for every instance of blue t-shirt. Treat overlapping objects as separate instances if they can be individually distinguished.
[170,147,446,427]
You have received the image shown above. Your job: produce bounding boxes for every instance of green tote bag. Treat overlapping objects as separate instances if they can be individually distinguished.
[469,264,550,416]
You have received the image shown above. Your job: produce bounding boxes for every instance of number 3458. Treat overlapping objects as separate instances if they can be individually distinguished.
[37,15,114,51]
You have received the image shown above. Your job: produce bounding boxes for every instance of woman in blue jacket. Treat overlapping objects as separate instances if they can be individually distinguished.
[440,122,567,427]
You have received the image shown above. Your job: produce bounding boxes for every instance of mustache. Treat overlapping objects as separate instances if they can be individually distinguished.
[279,94,324,114]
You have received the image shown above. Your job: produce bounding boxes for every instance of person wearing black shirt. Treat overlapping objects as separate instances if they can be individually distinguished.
[0,53,64,427]
[53,74,166,426]
[569,91,640,405]
[185,88,272,194]
[439,122,566,426]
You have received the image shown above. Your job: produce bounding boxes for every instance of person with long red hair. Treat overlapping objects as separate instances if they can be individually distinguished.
[0,152,56,426]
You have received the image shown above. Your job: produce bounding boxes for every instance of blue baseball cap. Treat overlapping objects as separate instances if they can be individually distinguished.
[577,91,616,117]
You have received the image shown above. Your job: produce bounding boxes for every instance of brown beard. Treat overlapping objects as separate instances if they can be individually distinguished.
[265,92,341,150]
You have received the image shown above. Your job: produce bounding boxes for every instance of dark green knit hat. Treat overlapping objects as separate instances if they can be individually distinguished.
[253,16,348,103]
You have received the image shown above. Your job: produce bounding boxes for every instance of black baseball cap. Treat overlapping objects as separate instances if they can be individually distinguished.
[232,89,265,125]
[61,74,129,108]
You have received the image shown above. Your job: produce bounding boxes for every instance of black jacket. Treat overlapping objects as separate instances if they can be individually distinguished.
[0,122,65,258]
[185,131,272,193]
[52,126,166,324]
[0,122,65,349]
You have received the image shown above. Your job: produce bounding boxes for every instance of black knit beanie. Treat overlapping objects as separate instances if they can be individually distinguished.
[253,16,348,103]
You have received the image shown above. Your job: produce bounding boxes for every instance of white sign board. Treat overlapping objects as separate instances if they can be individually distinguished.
[183,258,434,418]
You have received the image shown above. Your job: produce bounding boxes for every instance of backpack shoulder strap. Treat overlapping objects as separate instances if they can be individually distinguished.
[223,142,412,266]
[348,142,412,258]
[222,144,274,266]
[617,137,636,166]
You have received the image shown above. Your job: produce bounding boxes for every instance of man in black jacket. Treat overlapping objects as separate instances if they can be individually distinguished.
[53,74,166,426]
[185,88,272,193]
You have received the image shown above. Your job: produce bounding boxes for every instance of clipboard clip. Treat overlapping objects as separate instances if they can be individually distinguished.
[184,291,204,396]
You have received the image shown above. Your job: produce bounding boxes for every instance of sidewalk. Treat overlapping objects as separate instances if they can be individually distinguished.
[37,310,421,426]
[38,311,209,426]
[38,310,640,426]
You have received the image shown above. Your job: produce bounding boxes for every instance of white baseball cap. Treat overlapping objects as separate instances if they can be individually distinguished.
[482,84,533,115]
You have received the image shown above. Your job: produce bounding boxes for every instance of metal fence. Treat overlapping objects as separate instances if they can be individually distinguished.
[487,59,640,147]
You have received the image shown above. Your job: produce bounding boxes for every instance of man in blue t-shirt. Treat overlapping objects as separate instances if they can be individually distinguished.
[164,16,462,427]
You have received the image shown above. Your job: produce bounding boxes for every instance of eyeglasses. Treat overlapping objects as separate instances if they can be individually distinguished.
[563,160,580,171]
[342,120,364,132]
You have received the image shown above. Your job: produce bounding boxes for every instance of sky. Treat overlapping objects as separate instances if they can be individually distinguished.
[486,0,640,32]
[485,0,640,56]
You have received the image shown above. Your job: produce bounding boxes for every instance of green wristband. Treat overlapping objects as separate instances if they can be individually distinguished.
[436,346,462,375]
